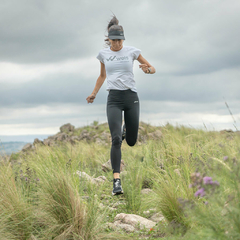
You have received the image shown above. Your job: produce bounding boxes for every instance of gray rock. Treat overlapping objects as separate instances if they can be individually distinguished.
[94,175,107,183]
[71,136,80,141]
[60,123,75,133]
[101,131,111,142]
[22,143,32,152]
[114,213,156,230]
[95,138,105,145]
[56,133,68,141]
[43,139,54,146]
[141,188,153,195]
[149,213,164,222]
[33,138,43,146]
[76,171,107,185]
[113,221,136,232]
[79,130,91,141]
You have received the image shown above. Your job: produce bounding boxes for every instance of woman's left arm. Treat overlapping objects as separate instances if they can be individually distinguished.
[137,54,156,74]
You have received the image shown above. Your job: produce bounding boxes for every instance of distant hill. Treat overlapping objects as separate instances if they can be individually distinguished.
[0,142,28,155]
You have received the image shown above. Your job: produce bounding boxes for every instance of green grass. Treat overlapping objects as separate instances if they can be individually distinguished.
[0,122,240,239]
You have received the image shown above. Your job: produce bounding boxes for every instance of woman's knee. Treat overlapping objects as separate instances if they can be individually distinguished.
[126,138,137,147]
[112,136,122,149]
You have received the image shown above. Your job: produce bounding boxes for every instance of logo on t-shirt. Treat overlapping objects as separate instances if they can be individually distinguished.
[106,56,129,62]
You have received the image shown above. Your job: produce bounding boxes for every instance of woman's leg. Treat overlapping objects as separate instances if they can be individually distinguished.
[124,92,140,146]
[107,99,123,174]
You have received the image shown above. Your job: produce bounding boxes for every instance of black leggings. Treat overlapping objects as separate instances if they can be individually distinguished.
[107,89,140,173]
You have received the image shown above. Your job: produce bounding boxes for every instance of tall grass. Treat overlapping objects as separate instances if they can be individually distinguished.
[0,123,240,239]
[0,163,34,239]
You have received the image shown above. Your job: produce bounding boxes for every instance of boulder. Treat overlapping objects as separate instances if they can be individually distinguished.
[101,131,111,142]
[33,138,43,146]
[43,139,54,146]
[55,133,68,141]
[76,171,107,185]
[22,143,32,152]
[70,136,80,145]
[108,221,135,233]
[60,123,75,133]
[79,130,91,141]
[114,213,156,230]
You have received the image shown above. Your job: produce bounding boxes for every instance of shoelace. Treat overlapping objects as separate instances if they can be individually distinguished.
[114,180,121,188]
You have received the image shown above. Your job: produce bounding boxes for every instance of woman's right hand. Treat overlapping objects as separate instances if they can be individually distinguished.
[86,93,96,103]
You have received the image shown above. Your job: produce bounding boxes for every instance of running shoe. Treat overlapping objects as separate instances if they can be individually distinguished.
[112,178,123,195]
[122,123,126,141]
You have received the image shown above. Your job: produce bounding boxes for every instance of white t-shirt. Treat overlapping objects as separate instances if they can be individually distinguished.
[96,46,141,92]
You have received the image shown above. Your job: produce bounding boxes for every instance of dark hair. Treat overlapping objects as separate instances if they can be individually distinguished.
[105,16,124,45]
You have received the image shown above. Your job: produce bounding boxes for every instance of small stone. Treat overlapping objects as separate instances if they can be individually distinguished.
[60,123,75,133]
[141,188,153,194]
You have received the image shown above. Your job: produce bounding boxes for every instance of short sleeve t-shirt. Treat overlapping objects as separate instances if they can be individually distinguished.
[96,46,141,92]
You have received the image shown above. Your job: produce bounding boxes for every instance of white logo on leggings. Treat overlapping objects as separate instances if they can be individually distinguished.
[134,101,138,103]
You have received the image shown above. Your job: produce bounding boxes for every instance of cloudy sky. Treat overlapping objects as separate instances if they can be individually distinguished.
[0,0,240,141]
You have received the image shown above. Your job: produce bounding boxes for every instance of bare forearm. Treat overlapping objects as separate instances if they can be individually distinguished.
[92,75,106,96]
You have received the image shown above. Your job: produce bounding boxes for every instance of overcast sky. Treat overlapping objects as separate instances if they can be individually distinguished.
[0,0,240,141]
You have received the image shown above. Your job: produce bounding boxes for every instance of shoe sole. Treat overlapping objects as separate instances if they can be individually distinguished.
[112,191,124,196]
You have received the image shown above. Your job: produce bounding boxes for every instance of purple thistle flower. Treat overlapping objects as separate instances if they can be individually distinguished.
[195,188,205,197]
[25,177,28,181]
[203,176,213,185]
[37,178,39,181]
[223,156,228,161]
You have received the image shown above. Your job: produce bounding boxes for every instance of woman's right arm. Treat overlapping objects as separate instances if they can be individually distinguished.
[86,62,106,103]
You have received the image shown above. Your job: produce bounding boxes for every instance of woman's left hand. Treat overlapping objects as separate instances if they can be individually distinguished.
[139,64,149,73]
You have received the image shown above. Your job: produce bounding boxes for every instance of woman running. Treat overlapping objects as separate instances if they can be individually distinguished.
[86,16,156,195]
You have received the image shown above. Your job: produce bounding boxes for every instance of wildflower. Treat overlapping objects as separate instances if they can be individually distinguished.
[150,228,154,231]
[25,177,28,181]
[203,176,213,185]
[223,156,228,161]
[194,188,205,197]
[189,184,193,188]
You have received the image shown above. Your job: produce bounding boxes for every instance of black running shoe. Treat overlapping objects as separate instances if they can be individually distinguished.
[122,123,126,141]
[112,178,123,196]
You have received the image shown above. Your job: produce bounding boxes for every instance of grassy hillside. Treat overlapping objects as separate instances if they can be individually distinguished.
[0,122,239,239]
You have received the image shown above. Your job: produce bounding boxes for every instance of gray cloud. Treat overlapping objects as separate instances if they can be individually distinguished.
[0,0,240,135]
[0,67,239,108]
